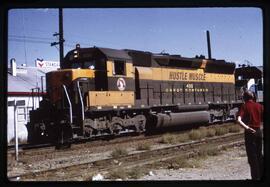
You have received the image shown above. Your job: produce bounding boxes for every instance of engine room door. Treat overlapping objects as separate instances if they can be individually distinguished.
[95,59,108,91]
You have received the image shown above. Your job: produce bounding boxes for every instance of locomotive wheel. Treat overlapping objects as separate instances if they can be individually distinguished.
[83,119,96,138]
[84,126,94,138]
[134,114,146,133]
[110,117,123,135]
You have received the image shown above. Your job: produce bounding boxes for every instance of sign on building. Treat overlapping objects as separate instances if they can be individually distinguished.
[35,59,60,68]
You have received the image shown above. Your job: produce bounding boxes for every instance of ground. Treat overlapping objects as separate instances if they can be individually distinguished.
[8,130,254,181]
[139,145,251,180]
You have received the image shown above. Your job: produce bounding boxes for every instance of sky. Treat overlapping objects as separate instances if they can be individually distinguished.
[8,8,263,67]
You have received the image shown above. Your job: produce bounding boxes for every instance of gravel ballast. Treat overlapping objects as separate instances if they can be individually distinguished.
[139,145,251,180]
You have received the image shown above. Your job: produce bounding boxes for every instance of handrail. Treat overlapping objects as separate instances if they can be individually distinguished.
[63,85,73,124]
[77,81,85,121]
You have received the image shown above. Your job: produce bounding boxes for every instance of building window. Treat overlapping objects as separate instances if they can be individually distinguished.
[113,60,126,75]
[16,106,32,123]
[17,107,26,122]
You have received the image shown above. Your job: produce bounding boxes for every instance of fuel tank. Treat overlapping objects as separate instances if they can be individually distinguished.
[153,111,210,129]
[176,104,209,112]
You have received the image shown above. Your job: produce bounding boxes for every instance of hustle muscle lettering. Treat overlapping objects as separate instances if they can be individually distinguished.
[189,73,206,81]
[169,72,188,80]
[169,72,206,81]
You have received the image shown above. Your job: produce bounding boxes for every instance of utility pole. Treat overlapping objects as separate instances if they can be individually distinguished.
[59,8,64,66]
[51,8,65,68]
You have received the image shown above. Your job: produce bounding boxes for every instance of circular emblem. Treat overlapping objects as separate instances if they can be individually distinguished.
[117,78,126,91]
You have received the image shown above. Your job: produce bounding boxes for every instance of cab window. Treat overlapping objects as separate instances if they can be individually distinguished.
[113,60,126,75]
[71,62,82,69]
[83,60,95,69]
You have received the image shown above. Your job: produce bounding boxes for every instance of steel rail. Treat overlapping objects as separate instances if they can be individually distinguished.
[8,121,236,152]
[9,132,244,181]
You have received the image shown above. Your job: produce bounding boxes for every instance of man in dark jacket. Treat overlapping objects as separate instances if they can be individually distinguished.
[237,91,263,180]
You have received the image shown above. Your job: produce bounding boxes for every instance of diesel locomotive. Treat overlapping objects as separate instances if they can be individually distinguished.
[26,45,244,145]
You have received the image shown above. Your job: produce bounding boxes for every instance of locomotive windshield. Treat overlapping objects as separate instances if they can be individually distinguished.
[71,60,96,69]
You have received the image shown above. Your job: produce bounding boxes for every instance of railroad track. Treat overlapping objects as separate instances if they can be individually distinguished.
[7,130,155,153]
[7,123,239,169]
[7,133,159,159]
[7,120,232,154]
[8,132,244,181]
[7,122,236,163]
[7,143,52,151]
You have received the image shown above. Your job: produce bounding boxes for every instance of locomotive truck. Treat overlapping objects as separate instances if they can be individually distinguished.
[26,45,244,146]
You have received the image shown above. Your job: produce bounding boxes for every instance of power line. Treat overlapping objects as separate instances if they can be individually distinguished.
[9,35,99,48]
[10,34,120,49]
[9,38,74,48]
[9,35,54,41]
[9,38,52,44]
[22,11,28,66]
[9,35,74,47]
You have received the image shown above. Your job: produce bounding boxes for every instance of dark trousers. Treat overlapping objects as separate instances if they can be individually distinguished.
[244,129,263,180]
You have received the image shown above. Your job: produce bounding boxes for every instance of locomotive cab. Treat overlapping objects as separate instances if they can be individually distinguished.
[65,47,136,110]
[51,46,136,109]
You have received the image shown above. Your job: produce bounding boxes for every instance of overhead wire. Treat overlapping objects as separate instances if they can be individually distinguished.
[9,38,52,44]
[9,34,54,41]
[22,11,28,66]
[9,37,75,48]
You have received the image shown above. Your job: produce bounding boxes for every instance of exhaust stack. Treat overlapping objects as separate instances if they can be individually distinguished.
[206,30,212,59]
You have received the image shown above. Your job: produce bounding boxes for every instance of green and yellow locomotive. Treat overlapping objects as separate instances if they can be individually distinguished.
[27,46,243,145]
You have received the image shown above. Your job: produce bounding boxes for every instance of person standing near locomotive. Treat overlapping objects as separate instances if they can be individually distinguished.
[237,91,263,180]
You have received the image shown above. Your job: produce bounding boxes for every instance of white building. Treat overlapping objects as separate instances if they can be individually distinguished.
[7,59,59,143]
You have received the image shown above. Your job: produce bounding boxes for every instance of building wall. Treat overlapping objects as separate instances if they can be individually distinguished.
[7,95,42,143]
[7,61,59,144]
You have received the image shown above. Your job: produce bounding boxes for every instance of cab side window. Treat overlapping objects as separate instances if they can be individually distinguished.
[113,60,126,75]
